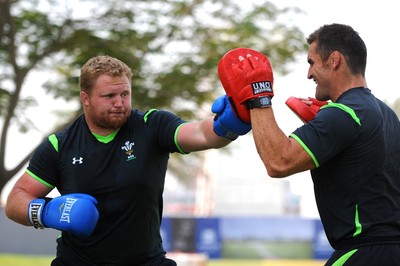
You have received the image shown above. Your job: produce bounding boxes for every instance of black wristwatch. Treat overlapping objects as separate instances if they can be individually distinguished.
[247,96,272,109]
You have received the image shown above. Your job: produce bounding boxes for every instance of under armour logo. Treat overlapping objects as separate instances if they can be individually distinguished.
[72,157,83,164]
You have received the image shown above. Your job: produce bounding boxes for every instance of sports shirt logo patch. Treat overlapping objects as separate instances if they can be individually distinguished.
[251,81,272,95]
[121,141,136,161]
[72,157,83,164]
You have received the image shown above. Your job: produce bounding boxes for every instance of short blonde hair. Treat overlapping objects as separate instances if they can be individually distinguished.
[80,55,132,93]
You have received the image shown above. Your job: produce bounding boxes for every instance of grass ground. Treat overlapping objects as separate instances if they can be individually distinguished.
[221,240,314,259]
[0,254,53,266]
[0,254,326,266]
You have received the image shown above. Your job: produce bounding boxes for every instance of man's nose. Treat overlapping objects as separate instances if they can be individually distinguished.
[114,96,124,106]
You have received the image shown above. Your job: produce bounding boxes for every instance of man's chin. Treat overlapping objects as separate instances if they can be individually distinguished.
[113,122,127,130]
[107,117,128,130]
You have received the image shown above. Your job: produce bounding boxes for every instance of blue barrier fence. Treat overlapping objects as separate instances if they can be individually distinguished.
[161,217,334,260]
[0,207,333,259]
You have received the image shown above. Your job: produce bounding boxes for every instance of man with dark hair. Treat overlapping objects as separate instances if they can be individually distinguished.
[219,24,400,265]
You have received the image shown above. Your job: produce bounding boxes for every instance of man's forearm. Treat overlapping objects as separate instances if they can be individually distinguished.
[250,107,313,177]
[5,188,33,226]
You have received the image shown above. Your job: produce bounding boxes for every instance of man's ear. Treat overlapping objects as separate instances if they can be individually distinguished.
[80,91,89,107]
[330,51,342,70]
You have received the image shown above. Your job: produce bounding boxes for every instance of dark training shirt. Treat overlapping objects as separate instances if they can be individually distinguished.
[291,88,400,249]
[27,109,186,265]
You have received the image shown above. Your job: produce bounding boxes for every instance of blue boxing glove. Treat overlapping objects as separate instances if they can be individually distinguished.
[28,193,99,238]
[212,95,252,140]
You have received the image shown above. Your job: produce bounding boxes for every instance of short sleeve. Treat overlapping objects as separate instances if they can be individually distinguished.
[291,106,360,167]
[27,135,59,188]
[143,110,187,154]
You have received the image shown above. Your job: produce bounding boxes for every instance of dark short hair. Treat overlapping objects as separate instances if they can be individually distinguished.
[306,23,367,76]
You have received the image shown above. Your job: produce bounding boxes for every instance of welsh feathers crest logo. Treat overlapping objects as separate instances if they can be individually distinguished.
[121,140,136,161]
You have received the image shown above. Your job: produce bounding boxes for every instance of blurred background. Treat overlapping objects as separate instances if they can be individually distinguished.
[1,0,399,265]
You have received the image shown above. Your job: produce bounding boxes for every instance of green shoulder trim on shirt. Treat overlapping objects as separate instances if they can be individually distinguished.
[332,249,358,266]
[48,134,59,152]
[353,204,362,237]
[289,133,319,168]
[175,123,188,154]
[321,103,361,126]
[26,169,55,188]
[92,130,119,144]
[144,109,158,123]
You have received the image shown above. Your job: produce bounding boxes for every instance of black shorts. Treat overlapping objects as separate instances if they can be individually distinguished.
[51,237,176,266]
[326,244,400,266]
[51,254,176,266]
[137,256,176,266]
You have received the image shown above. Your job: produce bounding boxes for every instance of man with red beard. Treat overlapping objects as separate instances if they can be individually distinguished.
[5,55,250,265]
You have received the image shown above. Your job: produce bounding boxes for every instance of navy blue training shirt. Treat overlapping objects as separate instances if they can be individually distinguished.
[27,109,186,265]
[291,88,400,249]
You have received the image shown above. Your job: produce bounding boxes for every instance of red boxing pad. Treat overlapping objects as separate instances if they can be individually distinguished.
[218,48,274,123]
[285,96,328,123]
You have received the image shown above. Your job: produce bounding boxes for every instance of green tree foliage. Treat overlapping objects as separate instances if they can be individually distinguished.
[0,0,307,192]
